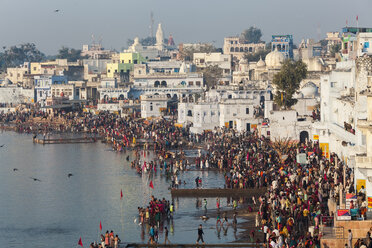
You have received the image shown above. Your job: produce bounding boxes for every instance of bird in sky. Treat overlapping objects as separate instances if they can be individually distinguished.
[13,168,18,171]
[0,144,4,147]
[54,9,60,13]
[68,173,73,178]
[30,177,41,182]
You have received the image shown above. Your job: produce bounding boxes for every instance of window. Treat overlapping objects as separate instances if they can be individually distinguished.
[108,69,111,73]
[121,60,124,63]
[115,70,117,73]
[196,81,201,86]
[129,60,131,63]
[246,108,249,114]
[189,81,193,86]
[150,104,153,111]
[33,67,36,71]
[200,59,205,63]
[134,60,138,64]
[138,70,141,75]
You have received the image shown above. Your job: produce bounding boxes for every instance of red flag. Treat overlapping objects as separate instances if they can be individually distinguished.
[356,15,359,21]
[78,237,83,247]
[99,221,102,231]
[149,181,154,189]
[120,189,123,199]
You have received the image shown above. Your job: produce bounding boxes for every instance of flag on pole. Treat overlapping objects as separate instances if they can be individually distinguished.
[78,237,83,247]
[149,181,154,189]
[99,221,102,231]
[356,15,358,21]
[120,189,123,199]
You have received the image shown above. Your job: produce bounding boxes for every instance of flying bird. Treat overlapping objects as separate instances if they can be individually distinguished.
[54,9,60,13]
[13,168,18,171]
[0,144,4,147]
[30,177,41,182]
[68,173,73,178]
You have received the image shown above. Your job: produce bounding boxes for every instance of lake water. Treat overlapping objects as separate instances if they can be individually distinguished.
[0,131,243,247]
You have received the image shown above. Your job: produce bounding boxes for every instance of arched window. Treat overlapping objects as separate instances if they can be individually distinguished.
[161,81,167,87]
[277,44,281,51]
[235,47,239,52]
[187,110,193,117]
[244,47,248,52]
[249,47,253,52]
[154,81,160,87]
[230,47,234,52]
[240,47,244,52]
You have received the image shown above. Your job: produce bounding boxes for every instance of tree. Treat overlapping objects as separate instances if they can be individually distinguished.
[0,43,45,69]
[57,47,87,62]
[240,27,262,44]
[244,49,270,62]
[330,44,341,57]
[199,65,223,90]
[272,60,307,109]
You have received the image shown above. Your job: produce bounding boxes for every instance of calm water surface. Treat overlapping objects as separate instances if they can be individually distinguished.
[0,132,243,247]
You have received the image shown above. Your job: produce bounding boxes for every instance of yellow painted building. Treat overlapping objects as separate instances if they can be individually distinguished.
[106,52,146,78]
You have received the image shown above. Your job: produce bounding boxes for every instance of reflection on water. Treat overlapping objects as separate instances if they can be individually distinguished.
[0,132,246,247]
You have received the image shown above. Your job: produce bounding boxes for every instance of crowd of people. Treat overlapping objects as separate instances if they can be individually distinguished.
[1,108,366,247]
[88,230,121,248]
[137,195,174,244]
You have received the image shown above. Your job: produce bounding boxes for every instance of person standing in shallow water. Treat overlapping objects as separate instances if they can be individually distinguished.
[196,224,205,244]
[164,226,171,244]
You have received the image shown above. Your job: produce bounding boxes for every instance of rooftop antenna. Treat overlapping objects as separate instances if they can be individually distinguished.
[150,11,154,38]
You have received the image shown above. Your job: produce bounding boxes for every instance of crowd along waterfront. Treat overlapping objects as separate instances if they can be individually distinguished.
[0,131,247,248]
[1,109,364,248]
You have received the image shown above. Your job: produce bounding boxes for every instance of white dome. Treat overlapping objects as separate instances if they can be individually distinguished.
[301,82,318,98]
[257,56,266,67]
[265,48,285,68]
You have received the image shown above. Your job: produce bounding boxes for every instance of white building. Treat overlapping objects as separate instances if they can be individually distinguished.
[132,62,204,99]
[312,59,368,165]
[0,84,34,104]
[141,94,168,118]
[193,53,232,76]
[354,93,372,197]
[97,78,129,102]
[34,75,68,105]
[178,88,271,133]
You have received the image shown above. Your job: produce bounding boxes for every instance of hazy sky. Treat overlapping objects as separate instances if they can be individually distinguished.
[0,0,370,55]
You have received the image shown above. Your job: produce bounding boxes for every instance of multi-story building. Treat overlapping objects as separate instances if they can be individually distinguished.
[106,52,146,79]
[131,62,204,99]
[34,75,68,105]
[271,35,294,59]
[140,94,169,118]
[5,62,31,85]
[193,53,232,75]
[223,37,265,61]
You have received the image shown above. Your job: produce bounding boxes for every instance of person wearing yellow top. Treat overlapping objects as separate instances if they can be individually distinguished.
[303,208,309,217]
